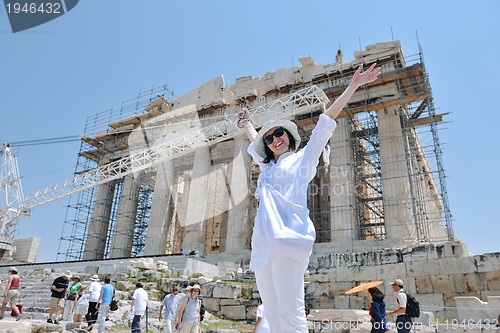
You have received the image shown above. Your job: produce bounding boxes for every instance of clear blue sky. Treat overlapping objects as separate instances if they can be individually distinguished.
[1,0,498,263]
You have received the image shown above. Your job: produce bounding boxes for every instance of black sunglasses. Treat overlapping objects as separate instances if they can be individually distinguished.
[263,127,285,145]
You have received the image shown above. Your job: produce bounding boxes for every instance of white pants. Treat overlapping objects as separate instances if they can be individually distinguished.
[63,299,75,320]
[97,304,110,333]
[180,322,199,333]
[164,318,175,333]
[255,256,308,333]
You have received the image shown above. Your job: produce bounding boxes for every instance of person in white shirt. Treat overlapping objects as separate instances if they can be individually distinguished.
[238,63,381,333]
[388,279,411,333]
[131,282,149,333]
[85,274,102,330]
[253,298,269,333]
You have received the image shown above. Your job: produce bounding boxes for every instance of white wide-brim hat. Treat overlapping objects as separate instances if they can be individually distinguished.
[91,274,100,281]
[254,119,301,159]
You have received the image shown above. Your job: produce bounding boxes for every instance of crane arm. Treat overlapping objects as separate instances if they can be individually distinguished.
[2,85,329,229]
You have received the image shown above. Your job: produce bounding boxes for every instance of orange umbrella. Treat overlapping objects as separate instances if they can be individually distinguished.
[344,281,384,294]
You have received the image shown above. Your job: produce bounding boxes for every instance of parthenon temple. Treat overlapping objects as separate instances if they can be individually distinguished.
[58,41,453,262]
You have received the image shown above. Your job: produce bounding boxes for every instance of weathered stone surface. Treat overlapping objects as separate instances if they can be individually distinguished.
[220,299,244,306]
[438,257,477,275]
[220,305,246,320]
[97,264,116,276]
[380,249,401,265]
[415,276,433,294]
[213,284,242,299]
[307,309,370,322]
[116,280,136,291]
[118,265,138,276]
[315,295,336,309]
[203,297,220,313]
[84,265,99,275]
[413,311,434,326]
[465,272,488,292]
[476,252,500,272]
[109,273,129,282]
[198,276,213,284]
[201,283,215,297]
[310,268,332,283]
[485,271,500,290]
[349,295,365,310]
[334,295,350,309]
[455,296,500,323]
[335,266,352,281]
[431,275,452,293]
[450,274,468,293]
[305,281,330,297]
[375,262,406,280]
[351,265,378,281]
[405,259,440,278]
[413,293,445,313]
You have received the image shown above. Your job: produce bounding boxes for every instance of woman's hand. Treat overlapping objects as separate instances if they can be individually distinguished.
[351,63,381,88]
[237,108,249,121]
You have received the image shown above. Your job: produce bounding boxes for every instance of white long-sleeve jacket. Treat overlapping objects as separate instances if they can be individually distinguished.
[247,114,337,270]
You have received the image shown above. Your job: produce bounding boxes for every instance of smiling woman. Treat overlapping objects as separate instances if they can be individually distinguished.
[237,64,381,333]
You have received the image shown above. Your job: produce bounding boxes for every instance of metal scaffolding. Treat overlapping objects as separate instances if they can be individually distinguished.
[56,40,453,261]
[57,85,174,260]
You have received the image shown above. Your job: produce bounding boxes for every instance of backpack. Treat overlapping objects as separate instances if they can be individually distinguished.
[200,303,205,322]
[404,292,420,318]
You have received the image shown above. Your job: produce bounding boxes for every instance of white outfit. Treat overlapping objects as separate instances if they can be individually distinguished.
[88,281,102,303]
[63,299,75,321]
[133,288,149,315]
[397,289,408,308]
[255,304,270,333]
[248,114,337,333]
[74,293,89,315]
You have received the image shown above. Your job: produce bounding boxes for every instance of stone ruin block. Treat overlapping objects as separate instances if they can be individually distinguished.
[212,284,242,299]
[455,296,500,323]
[415,276,434,294]
[221,304,246,320]
[485,271,500,290]
[476,252,500,272]
[431,275,453,293]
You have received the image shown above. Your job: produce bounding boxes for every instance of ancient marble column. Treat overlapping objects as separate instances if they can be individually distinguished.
[109,175,139,258]
[83,181,115,260]
[329,117,357,242]
[225,136,252,254]
[182,146,211,254]
[143,159,175,255]
[377,107,416,242]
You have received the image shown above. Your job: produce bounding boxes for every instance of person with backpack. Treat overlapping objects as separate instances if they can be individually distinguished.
[177,284,203,333]
[388,279,412,333]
